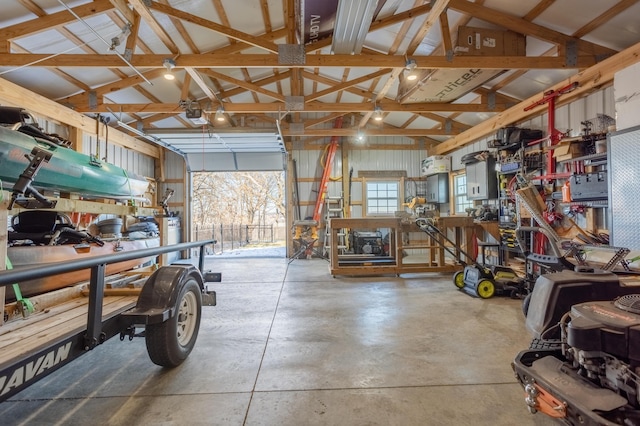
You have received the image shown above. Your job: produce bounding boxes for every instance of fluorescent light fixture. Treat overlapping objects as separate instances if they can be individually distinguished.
[163,58,176,80]
[374,106,383,122]
[405,58,418,81]
[215,106,226,122]
[331,0,378,55]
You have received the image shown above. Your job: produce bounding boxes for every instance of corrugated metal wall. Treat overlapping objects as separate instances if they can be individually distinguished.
[291,142,427,220]
[80,135,155,178]
[449,86,615,172]
[290,86,614,226]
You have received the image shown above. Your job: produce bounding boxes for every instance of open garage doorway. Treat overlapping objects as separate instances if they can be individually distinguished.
[191,171,286,258]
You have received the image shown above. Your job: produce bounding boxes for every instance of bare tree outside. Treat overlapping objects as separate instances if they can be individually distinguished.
[191,171,286,248]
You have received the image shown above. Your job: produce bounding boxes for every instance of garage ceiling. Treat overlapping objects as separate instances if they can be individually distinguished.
[1,0,640,159]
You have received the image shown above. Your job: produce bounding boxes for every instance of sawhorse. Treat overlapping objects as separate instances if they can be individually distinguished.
[290,220,327,263]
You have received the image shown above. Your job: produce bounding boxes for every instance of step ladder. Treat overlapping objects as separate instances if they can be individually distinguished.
[323,195,347,257]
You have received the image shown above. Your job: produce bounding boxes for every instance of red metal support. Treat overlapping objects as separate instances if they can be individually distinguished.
[524,82,578,175]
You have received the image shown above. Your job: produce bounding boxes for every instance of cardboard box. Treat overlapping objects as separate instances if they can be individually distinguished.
[553,142,584,162]
[421,155,451,175]
[455,26,526,56]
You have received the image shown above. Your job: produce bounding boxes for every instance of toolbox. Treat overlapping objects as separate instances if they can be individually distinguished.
[569,172,608,200]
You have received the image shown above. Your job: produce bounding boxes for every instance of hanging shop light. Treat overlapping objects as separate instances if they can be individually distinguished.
[374,106,383,122]
[163,58,176,80]
[405,58,419,81]
[215,106,226,122]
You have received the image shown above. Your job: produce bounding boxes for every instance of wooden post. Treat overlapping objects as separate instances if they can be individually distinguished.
[0,206,7,325]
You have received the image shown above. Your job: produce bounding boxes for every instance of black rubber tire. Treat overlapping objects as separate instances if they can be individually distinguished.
[529,338,562,350]
[145,277,202,367]
[522,293,532,317]
[476,278,496,299]
[453,270,465,289]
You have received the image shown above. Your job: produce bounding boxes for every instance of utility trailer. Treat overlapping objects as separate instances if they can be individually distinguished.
[0,240,219,401]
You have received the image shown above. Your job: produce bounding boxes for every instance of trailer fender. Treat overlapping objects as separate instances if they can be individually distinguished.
[124,265,204,325]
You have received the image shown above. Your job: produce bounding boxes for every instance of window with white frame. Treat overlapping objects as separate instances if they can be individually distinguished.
[365,180,400,216]
[454,173,473,214]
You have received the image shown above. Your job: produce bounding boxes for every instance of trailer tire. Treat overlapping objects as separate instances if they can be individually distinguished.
[145,277,202,367]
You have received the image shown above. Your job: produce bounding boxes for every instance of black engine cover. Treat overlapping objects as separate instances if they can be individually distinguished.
[569,299,640,364]
[526,270,640,340]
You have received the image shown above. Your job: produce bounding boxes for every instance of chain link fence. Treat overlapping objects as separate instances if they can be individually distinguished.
[193,224,286,254]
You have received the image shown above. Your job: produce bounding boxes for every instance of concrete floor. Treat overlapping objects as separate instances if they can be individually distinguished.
[0,257,557,426]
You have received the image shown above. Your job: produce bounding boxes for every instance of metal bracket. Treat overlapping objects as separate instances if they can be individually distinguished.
[278,44,306,65]
[565,40,578,67]
[88,90,98,110]
[285,96,305,111]
[487,92,496,110]
[9,147,56,210]
[445,49,454,62]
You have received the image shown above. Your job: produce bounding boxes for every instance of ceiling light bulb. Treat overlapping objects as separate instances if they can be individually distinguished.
[163,58,176,80]
[215,107,226,122]
[374,106,383,121]
[405,58,418,81]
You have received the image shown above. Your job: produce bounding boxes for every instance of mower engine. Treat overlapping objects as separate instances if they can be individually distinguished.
[513,270,640,425]
[562,295,640,408]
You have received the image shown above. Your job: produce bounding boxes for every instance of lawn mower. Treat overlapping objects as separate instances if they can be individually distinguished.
[415,217,527,299]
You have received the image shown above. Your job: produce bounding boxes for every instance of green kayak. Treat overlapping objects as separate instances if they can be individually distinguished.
[0,124,149,200]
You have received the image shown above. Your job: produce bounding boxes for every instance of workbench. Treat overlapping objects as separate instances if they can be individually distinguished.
[328,216,475,276]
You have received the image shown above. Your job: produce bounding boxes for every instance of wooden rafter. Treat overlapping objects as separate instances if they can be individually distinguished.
[200,69,285,102]
[82,101,509,114]
[432,40,640,155]
[0,0,114,41]
[128,0,179,54]
[305,69,392,102]
[148,1,278,54]
[0,52,598,69]
[447,0,615,55]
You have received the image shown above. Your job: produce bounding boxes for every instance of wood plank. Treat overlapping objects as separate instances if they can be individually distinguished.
[0,297,136,363]
[0,77,160,159]
[0,53,596,70]
[0,0,113,40]
[2,192,159,216]
[0,207,6,326]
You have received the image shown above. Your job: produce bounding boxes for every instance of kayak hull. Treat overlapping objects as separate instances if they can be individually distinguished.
[5,238,160,300]
[0,125,149,199]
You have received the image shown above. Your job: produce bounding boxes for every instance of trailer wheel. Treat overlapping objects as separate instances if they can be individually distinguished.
[453,271,465,289]
[476,279,495,299]
[145,277,202,367]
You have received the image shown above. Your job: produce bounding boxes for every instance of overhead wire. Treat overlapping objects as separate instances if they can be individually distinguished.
[55,0,152,85]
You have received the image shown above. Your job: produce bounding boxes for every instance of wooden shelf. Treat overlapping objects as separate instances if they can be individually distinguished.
[328,216,475,276]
